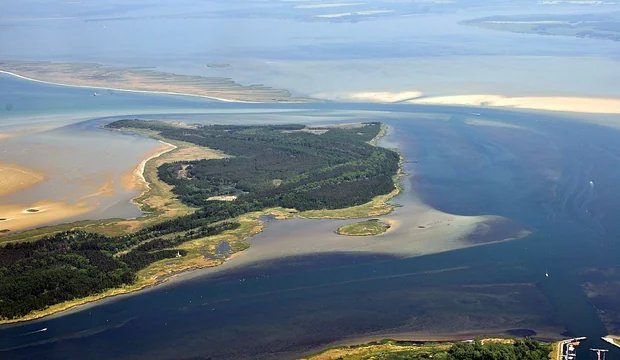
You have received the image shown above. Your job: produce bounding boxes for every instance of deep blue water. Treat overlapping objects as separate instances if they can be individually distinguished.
[1,101,620,359]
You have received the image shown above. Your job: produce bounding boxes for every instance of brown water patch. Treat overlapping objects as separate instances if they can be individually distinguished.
[0,163,45,196]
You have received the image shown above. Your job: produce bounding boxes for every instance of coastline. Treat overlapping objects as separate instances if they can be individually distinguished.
[408,94,620,114]
[130,140,177,201]
[0,70,256,104]
[0,122,403,325]
[301,330,563,360]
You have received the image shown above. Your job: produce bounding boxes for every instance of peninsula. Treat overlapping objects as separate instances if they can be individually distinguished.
[0,60,317,103]
[0,121,401,323]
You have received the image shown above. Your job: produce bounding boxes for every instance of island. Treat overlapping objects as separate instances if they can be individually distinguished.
[336,219,391,236]
[0,121,401,323]
[461,12,620,42]
[301,337,552,360]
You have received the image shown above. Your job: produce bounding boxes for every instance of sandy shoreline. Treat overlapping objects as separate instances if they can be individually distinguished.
[130,140,177,193]
[312,90,620,114]
[409,94,620,114]
[0,70,257,104]
[317,90,424,103]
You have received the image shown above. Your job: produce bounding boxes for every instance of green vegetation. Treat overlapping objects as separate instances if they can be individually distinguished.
[303,338,552,360]
[336,219,390,236]
[0,121,399,322]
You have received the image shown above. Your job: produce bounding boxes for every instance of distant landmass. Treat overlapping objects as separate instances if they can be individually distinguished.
[0,60,317,103]
[462,12,620,42]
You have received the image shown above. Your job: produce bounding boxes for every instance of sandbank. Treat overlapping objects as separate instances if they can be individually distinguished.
[295,3,362,9]
[0,133,12,141]
[329,90,424,103]
[0,60,315,103]
[314,10,393,18]
[208,200,525,270]
[0,201,94,233]
[0,163,45,197]
[0,70,250,104]
[409,95,620,114]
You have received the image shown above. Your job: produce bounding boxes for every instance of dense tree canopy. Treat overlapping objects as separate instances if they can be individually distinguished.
[448,338,551,360]
[0,121,399,320]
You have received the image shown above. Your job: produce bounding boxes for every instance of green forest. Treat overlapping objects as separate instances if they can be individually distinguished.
[446,338,551,360]
[0,121,399,320]
[310,338,552,360]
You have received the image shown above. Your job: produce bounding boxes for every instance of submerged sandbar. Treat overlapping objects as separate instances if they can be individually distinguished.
[0,163,45,197]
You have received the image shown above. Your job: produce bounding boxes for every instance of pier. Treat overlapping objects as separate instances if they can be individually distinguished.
[557,337,586,360]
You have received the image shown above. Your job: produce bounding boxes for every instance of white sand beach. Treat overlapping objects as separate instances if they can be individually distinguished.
[317,90,423,102]
[409,95,620,114]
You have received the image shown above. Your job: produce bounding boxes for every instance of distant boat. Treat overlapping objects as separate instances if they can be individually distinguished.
[92,92,98,97]
[590,180,594,186]
[545,271,549,278]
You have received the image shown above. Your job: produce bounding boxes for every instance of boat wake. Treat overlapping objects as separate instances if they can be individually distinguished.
[20,328,47,336]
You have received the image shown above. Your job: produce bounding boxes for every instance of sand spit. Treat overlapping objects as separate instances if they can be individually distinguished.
[314,10,393,18]
[409,95,620,114]
[0,133,13,142]
[0,61,317,103]
[335,91,424,103]
[121,141,177,193]
[295,3,362,9]
[0,201,94,233]
[0,163,45,197]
